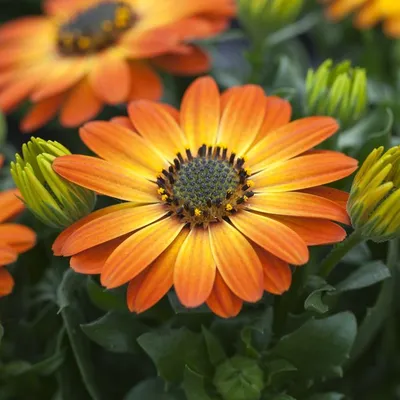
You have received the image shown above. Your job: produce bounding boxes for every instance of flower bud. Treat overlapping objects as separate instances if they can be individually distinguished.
[11,138,96,229]
[238,0,304,41]
[347,146,400,242]
[305,59,367,128]
[213,356,264,400]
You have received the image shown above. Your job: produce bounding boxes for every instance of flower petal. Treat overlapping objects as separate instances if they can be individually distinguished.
[247,117,339,173]
[53,155,158,203]
[247,192,350,224]
[174,228,216,307]
[302,186,349,208]
[230,211,309,265]
[206,271,242,318]
[252,152,358,192]
[209,220,263,302]
[217,85,266,155]
[0,224,36,253]
[0,246,18,265]
[0,189,24,223]
[181,76,220,151]
[127,229,189,313]
[0,267,14,297]
[62,204,167,256]
[128,62,163,101]
[101,217,185,289]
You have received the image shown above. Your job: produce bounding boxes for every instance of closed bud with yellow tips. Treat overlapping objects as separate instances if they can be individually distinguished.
[305,59,367,128]
[347,146,400,242]
[11,138,96,229]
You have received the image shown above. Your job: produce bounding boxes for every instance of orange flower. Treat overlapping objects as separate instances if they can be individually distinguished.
[52,77,357,318]
[322,0,400,37]
[0,0,235,132]
[0,156,36,296]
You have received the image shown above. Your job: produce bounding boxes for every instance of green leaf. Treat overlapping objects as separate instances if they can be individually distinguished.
[202,327,227,366]
[304,284,335,314]
[86,277,127,312]
[270,395,296,400]
[334,261,390,293]
[28,351,65,376]
[81,311,148,353]
[137,328,209,383]
[271,312,357,378]
[124,378,179,400]
[308,393,345,400]
[342,242,371,265]
[183,367,215,400]
[265,359,297,387]
[0,324,3,348]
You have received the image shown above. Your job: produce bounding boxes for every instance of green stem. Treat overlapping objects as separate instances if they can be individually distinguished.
[319,230,363,279]
[348,238,399,365]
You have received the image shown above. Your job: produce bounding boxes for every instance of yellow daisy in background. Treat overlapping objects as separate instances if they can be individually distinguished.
[52,77,357,318]
[0,0,235,132]
[322,0,400,37]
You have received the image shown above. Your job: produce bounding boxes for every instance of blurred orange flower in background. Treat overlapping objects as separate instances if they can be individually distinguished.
[0,0,235,132]
[51,76,357,318]
[0,156,36,296]
[322,0,400,37]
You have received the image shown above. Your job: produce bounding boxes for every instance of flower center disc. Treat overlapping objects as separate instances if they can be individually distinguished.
[157,145,255,227]
[57,1,137,56]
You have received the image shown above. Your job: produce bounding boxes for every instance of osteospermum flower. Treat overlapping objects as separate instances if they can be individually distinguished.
[322,0,400,37]
[52,77,357,318]
[0,156,36,296]
[0,0,235,132]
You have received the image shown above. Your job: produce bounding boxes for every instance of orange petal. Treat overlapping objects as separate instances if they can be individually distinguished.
[354,1,380,28]
[174,228,216,307]
[53,203,135,256]
[230,211,309,265]
[206,271,242,318]
[0,267,14,297]
[302,186,349,209]
[209,220,263,302]
[252,152,358,192]
[0,246,18,265]
[101,217,185,289]
[111,116,135,130]
[62,204,167,256]
[0,189,24,223]
[247,192,350,224]
[217,85,266,155]
[181,76,220,151]
[247,117,339,173]
[21,92,65,133]
[128,62,163,101]
[152,46,210,75]
[70,236,126,275]
[127,229,189,313]
[272,216,347,246]
[90,55,130,104]
[0,224,36,253]
[254,245,292,294]
[128,100,188,162]
[53,155,158,203]
[80,121,167,178]
[384,16,400,37]
[325,0,366,20]
[60,79,102,127]
[0,17,50,42]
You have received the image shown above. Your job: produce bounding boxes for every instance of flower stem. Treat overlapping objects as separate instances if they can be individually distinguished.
[319,230,364,279]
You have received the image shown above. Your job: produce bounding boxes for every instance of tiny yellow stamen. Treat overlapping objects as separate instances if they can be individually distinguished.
[247,180,255,187]
[245,168,252,176]
[158,188,165,195]
[243,196,249,202]
[194,208,202,217]
[78,36,91,49]
[225,204,233,211]
[161,194,169,202]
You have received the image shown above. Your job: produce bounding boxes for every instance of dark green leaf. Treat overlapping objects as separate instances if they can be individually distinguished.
[202,327,227,366]
[308,393,345,400]
[81,311,148,353]
[304,284,335,314]
[124,378,179,400]
[183,367,215,400]
[265,359,297,387]
[271,312,357,378]
[342,242,371,265]
[270,395,296,400]
[86,277,127,312]
[0,324,3,348]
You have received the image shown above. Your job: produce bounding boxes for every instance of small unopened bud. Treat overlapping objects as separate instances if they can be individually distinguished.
[213,356,264,400]
[11,138,96,229]
[305,59,367,128]
[347,146,400,242]
[238,0,304,41]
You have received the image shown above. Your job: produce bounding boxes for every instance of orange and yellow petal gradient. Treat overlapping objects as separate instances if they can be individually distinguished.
[52,76,357,318]
[0,158,36,296]
[323,0,400,37]
[0,0,235,131]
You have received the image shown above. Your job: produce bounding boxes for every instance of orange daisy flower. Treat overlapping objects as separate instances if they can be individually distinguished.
[0,0,235,132]
[322,0,400,37]
[52,77,357,318]
[0,156,36,296]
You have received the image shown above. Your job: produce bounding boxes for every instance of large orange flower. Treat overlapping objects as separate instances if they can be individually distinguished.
[0,0,235,132]
[0,156,36,296]
[322,0,400,37]
[52,77,357,318]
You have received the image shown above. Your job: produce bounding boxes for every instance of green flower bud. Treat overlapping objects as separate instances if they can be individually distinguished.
[213,356,264,400]
[11,138,96,229]
[347,146,400,242]
[305,59,367,128]
[238,0,304,41]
